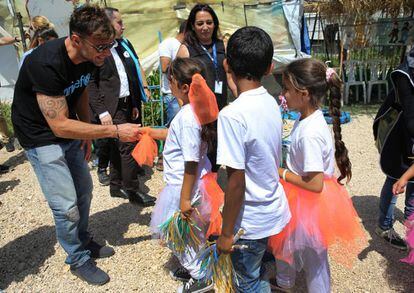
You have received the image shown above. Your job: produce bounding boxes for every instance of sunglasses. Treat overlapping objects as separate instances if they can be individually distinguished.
[81,37,115,53]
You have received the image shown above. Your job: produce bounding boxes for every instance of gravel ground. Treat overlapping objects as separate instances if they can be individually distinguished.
[1,110,414,292]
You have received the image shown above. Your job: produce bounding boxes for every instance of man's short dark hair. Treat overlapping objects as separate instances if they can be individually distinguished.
[69,5,114,40]
[226,26,274,81]
[178,20,187,34]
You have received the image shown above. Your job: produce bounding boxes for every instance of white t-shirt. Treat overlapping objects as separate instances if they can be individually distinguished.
[163,104,211,186]
[159,37,181,94]
[217,86,291,240]
[287,109,335,177]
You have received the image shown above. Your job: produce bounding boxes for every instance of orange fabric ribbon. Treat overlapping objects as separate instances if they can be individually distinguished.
[189,73,219,125]
[132,127,158,167]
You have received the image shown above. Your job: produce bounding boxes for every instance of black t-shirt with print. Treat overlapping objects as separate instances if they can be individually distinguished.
[12,37,96,149]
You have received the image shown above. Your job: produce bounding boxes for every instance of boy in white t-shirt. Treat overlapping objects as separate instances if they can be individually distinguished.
[216,26,291,292]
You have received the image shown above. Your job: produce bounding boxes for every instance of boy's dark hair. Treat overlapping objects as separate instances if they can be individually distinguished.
[226,26,274,81]
[69,5,114,40]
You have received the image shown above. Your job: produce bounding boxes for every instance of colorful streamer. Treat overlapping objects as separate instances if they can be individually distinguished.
[158,211,202,254]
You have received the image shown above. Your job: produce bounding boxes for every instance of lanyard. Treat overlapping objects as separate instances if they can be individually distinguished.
[119,38,148,102]
[200,43,220,80]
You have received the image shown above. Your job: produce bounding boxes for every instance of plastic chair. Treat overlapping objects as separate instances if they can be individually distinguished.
[342,60,366,104]
[365,60,389,103]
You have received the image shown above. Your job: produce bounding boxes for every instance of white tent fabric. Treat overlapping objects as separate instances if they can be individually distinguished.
[0,0,307,93]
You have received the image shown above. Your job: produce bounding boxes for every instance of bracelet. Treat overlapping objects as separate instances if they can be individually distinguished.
[14,36,19,42]
[115,125,120,139]
[282,169,288,181]
[143,86,148,89]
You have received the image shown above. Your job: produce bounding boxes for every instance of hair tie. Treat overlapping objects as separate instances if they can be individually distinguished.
[326,68,336,82]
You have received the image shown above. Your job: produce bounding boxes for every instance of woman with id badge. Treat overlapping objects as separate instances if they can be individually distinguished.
[177,4,235,110]
[177,4,236,172]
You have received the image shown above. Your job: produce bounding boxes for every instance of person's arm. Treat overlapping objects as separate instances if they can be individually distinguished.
[139,127,168,140]
[217,167,245,253]
[395,73,414,137]
[215,112,247,253]
[279,167,324,193]
[393,164,414,195]
[180,161,198,219]
[0,36,19,46]
[176,44,190,58]
[160,56,171,73]
[37,93,138,141]
[281,136,325,193]
[87,69,112,125]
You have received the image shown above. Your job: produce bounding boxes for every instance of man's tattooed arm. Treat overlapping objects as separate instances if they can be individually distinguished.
[37,94,69,120]
[36,92,118,140]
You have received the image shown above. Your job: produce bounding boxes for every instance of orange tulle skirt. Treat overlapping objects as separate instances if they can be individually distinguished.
[199,173,224,237]
[268,178,366,269]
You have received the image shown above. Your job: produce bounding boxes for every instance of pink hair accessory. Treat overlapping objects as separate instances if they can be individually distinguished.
[326,68,336,82]
[278,95,288,111]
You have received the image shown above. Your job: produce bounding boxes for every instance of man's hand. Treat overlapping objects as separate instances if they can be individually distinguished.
[393,178,408,195]
[131,107,139,120]
[180,198,193,220]
[217,234,234,254]
[100,114,113,125]
[117,123,141,142]
[80,140,92,161]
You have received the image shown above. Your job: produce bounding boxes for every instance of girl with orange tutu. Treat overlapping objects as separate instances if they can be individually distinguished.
[268,59,366,292]
[142,58,223,292]
[392,163,414,264]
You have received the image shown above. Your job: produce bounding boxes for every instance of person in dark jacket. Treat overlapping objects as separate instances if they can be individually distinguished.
[375,47,414,250]
[88,7,155,206]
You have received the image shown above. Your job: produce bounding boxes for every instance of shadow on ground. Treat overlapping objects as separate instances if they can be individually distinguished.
[2,151,27,170]
[353,194,414,292]
[0,178,20,196]
[0,202,151,289]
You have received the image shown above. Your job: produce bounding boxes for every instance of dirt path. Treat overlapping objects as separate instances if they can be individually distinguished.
[1,113,414,292]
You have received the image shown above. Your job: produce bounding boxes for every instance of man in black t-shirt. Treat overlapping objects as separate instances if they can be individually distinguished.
[11,5,140,286]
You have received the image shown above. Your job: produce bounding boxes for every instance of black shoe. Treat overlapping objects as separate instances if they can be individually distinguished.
[170,267,191,282]
[85,239,115,259]
[269,278,293,292]
[0,164,10,174]
[5,138,15,152]
[70,259,110,286]
[110,188,129,199]
[129,190,156,206]
[375,226,408,250]
[137,167,146,177]
[97,168,110,186]
[177,278,213,293]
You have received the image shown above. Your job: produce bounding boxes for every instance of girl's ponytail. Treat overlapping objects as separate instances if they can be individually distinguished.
[327,70,352,183]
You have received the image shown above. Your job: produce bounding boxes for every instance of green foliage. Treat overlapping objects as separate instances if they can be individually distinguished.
[143,68,165,127]
[0,101,13,136]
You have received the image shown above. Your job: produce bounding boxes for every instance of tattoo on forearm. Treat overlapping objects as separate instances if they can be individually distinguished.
[38,96,68,119]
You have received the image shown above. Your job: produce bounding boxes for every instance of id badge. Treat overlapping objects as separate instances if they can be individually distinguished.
[214,80,223,94]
